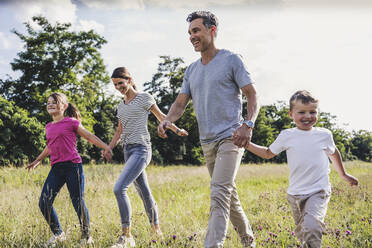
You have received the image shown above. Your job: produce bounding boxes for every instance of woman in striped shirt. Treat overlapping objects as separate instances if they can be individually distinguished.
[108,67,188,248]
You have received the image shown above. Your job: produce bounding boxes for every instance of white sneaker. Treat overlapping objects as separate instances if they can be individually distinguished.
[46,231,66,247]
[110,235,135,248]
[80,235,94,246]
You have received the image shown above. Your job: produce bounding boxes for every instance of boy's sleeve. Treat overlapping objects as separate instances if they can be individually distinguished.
[325,130,336,154]
[269,131,287,155]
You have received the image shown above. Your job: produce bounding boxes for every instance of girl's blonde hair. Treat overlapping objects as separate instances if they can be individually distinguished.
[48,92,81,121]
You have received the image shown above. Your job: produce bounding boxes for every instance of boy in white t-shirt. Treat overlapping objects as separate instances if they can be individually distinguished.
[245,90,358,248]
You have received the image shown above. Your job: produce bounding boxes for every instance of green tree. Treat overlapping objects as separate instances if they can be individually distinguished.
[0,16,119,164]
[144,56,202,164]
[350,130,372,161]
[0,96,45,166]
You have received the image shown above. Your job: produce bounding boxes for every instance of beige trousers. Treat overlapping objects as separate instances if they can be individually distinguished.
[202,137,255,248]
[287,190,331,248]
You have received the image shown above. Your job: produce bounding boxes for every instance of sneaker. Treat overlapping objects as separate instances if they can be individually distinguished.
[241,236,256,248]
[80,235,94,246]
[46,231,66,247]
[110,235,135,248]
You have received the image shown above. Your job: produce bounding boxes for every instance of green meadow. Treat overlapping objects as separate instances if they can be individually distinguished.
[0,161,371,247]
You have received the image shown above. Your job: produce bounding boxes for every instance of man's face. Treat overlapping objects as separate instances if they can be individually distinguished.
[188,18,214,52]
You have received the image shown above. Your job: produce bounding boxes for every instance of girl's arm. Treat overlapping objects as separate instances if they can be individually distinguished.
[246,143,276,159]
[149,103,188,138]
[327,148,358,186]
[77,124,112,161]
[26,146,49,171]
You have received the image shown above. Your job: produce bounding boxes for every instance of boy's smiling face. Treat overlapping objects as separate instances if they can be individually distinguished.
[289,100,319,131]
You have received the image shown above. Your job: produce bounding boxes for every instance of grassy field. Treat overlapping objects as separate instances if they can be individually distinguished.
[0,161,371,247]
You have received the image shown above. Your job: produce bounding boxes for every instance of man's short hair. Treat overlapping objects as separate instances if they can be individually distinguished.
[186,11,218,31]
[289,90,319,110]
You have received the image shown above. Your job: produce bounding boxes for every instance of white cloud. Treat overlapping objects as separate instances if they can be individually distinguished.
[77,19,105,34]
[10,0,77,25]
[80,0,145,10]
[0,32,10,49]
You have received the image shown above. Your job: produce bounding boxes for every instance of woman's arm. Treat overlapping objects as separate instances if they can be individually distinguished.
[150,103,188,137]
[108,120,123,150]
[26,146,49,171]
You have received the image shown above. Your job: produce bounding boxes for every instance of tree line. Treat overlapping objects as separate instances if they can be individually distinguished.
[1,16,371,166]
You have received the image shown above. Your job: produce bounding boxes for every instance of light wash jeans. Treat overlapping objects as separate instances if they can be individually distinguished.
[202,137,255,248]
[39,162,90,236]
[287,190,331,248]
[114,144,159,228]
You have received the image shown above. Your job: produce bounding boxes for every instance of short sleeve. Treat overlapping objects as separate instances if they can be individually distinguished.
[71,118,80,132]
[142,93,156,110]
[269,130,288,155]
[180,66,191,96]
[324,130,336,154]
[231,54,252,89]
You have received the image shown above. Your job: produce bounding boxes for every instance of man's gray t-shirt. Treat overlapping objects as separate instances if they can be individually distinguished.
[180,49,252,144]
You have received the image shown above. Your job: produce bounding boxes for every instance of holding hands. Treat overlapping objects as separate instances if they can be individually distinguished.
[233,124,252,149]
[158,120,188,139]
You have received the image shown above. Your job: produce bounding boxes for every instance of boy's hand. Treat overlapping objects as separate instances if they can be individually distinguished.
[342,174,358,186]
[233,124,252,148]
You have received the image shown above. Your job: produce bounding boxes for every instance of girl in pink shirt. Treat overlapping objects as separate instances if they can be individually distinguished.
[27,92,112,246]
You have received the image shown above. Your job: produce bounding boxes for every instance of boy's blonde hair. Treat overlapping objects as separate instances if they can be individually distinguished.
[289,90,318,110]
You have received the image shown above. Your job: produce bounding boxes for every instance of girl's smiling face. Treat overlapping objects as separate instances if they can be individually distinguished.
[46,96,66,116]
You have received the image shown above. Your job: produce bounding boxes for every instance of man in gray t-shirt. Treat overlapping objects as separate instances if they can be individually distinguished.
[158,11,259,248]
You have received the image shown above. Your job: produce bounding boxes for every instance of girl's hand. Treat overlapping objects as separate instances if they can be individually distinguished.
[103,148,113,162]
[176,128,189,136]
[26,160,40,171]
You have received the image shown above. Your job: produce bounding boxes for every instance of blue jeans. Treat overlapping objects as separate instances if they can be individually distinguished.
[39,162,90,236]
[113,144,159,228]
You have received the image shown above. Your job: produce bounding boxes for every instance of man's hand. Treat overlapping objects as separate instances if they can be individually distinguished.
[233,124,252,148]
[158,120,172,138]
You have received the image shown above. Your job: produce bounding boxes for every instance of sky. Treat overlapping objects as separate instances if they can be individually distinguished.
[0,0,371,132]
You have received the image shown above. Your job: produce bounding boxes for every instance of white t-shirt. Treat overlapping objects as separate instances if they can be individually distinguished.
[269,127,336,195]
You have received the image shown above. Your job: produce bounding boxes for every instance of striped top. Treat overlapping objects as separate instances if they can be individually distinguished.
[117,92,155,146]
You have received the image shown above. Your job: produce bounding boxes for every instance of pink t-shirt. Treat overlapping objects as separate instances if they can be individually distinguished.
[46,117,82,165]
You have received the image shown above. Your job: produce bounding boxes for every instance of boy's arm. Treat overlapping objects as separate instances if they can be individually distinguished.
[327,148,358,186]
[26,146,49,171]
[247,142,276,159]
[77,124,113,161]
[150,103,188,138]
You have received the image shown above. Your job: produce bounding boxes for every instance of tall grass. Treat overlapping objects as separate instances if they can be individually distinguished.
[0,161,371,247]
